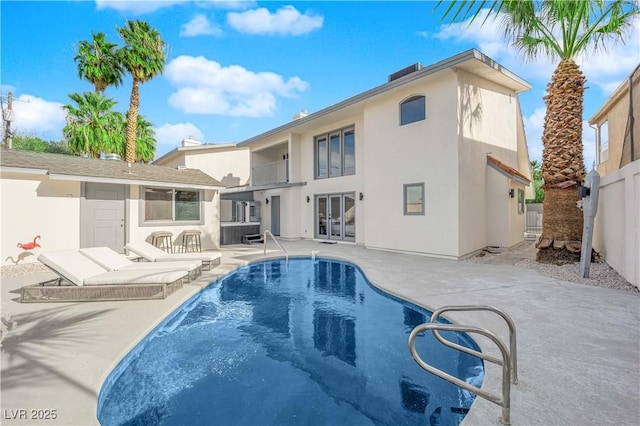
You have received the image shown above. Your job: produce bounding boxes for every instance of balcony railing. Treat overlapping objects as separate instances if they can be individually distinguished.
[252,159,289,186]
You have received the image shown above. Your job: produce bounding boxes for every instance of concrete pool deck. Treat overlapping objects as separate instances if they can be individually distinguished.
[1,240,638,425]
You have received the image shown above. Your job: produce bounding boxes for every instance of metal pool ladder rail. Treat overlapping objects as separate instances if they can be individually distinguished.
[408,305,518,425]
[263,230,289,265]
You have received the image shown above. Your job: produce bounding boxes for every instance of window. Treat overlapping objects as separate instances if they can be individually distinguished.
[400,96,426,125]
[599,121,609,163]
[144,187,201,223]
[404,183,424,215]
[315,126,355,179]
[518,189,525,214]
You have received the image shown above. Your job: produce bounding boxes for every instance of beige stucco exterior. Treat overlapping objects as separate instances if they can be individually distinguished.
[239,50,532,259]
[590,65,640,176]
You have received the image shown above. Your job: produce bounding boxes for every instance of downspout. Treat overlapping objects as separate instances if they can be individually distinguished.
[590,123,599,168]
[627,66,638,162]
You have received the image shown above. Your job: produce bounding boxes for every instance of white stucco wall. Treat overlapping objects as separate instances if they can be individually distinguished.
[1,173,81,265]
[364,76,460,257]
[457,71,526,255]
[128,186,221,251]
[593,160,640,287]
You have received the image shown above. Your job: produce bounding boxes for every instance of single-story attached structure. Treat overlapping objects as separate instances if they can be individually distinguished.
[1,149,224,265]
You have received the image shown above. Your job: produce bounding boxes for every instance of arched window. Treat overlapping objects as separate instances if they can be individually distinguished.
[400,95,426,125]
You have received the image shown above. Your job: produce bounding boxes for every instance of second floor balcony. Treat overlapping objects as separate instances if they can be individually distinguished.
[252,159,289,186]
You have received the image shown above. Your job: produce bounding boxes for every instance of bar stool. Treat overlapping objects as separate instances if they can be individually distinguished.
[181,229,202,253]
[150,231,173,253]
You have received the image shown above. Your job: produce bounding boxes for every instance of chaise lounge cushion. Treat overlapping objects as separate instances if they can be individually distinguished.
[38,250,187,287]
[79,247,201,274]
[125,241,221,266]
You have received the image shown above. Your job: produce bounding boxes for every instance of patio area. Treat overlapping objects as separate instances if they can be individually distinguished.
[1,240,639,425]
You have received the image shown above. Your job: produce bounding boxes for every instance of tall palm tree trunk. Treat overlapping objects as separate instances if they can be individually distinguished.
[537,59,587,263]
[125,79,140,163]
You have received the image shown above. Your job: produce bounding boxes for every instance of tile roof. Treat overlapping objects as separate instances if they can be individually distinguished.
[0,149,223,189]
[487,155,531,184]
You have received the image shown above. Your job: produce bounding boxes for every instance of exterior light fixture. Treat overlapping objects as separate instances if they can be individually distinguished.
[265,198,269,204]
[306,196,310,203]
[508,189,515,198]
[359,192,364,201]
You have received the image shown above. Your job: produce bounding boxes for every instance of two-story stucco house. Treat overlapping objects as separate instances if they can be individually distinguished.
[229,50,532,259]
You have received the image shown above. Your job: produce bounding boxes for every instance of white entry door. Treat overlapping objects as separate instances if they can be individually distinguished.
[82,183,126,252]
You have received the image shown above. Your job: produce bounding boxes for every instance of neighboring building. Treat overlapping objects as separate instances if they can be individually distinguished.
[153,137,255,244]
[589,64,640,288]
[1,149,224,264]
[589,64,639,176]
[154,137,250,189]
[232,49,532,259]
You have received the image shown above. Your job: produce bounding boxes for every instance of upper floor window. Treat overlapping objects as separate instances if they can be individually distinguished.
[315,126,355,179]
[400,95,426,125]
[143,187,201,223]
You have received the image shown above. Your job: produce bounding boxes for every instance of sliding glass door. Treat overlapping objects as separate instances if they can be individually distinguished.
[315,193,355,242]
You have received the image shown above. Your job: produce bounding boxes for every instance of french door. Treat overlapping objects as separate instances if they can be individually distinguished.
[315,193,355,242]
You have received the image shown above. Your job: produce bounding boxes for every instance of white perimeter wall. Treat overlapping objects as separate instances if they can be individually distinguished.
[1,173,81,265]
[593,160,640,288]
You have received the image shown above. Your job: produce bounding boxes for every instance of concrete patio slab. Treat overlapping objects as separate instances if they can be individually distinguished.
[1,240,638,425]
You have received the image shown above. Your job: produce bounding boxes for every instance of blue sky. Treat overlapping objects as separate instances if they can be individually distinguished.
[2,1,639,167]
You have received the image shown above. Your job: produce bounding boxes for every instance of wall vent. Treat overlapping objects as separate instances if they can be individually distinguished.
[388,63,423,82]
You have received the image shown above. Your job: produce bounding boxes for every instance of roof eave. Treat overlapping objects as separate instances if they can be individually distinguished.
[238,49,531,147]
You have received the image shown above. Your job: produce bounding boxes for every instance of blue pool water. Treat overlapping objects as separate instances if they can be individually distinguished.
[98,258,484,426]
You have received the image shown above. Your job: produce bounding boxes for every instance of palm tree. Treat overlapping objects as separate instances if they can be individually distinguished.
[63,92,124,158]
[437,0,639,262]
[117,20,167,163]
[128,112,157,163]
[74,32,124,92]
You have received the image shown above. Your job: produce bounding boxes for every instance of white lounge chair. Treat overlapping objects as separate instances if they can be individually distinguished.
[125,241,221,271]
[79,247,202,282]
[22,250,187,303]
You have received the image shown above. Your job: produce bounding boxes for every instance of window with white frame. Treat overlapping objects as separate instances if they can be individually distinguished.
[599,121,609,163]
[404,183,425,215]
[143,187,201,223]
[518,189,525,214]
[400,95,426,125]
[315,126,355,179]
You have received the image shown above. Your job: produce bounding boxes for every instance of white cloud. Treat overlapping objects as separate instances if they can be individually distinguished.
[433,12,640,88]
[154,123,205,147]
[165,55,308,117]
[95,0,186,15]
[227,5,323,35]
[180,14,223,37]
[524,107,545,162]
[195,0,256,10]
[9,94,66,140]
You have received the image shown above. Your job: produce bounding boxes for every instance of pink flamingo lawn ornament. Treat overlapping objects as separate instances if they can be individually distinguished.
[17,235,41,251]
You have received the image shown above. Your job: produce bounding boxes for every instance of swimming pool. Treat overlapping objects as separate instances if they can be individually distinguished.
[98,258,484,426]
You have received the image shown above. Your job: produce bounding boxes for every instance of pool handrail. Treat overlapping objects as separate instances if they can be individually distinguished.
[408,304,518,425]
[263,230,289,265]
[429,305,518,384]
[409,322,513,425]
